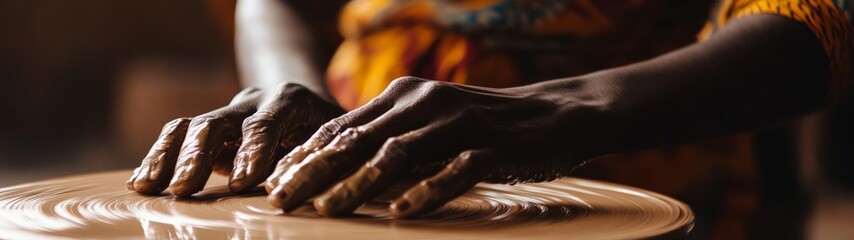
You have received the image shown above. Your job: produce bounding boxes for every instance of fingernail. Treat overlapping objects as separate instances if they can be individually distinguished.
[267,189,288,209]
[231,168,246,180]
[227,181,244,192]
[125,179,135,191]
[313,197,331,216]
[391,199,410,213]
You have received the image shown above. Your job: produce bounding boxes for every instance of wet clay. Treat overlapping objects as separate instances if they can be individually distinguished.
[0,170,693,239]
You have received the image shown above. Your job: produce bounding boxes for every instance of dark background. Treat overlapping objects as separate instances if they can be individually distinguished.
[0,0,240,182]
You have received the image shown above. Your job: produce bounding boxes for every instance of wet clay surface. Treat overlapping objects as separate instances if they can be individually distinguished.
[0,170,693,239]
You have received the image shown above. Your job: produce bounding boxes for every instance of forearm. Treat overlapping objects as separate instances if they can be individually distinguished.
[530,14,830,158]
[235,0,335,102]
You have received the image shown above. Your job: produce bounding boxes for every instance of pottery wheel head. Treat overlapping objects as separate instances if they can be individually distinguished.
[0,170,693,239]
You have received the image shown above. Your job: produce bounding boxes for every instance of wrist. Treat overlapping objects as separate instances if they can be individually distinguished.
[516,74,624,159]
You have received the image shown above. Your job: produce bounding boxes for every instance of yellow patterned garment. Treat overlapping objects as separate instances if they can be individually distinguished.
[327,0,852,110]
[698,0,853,100]
[327,0,647,109]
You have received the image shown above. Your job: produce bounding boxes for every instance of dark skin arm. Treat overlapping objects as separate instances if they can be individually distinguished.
[576,15,829,155]
[264,14,830,218]
[126,0,345,196]
[235,0,338,100]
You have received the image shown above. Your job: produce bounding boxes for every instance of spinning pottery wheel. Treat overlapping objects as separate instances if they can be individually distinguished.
[0,170,693,239]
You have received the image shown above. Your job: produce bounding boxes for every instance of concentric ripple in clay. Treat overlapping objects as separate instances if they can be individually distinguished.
[0,170,693,239]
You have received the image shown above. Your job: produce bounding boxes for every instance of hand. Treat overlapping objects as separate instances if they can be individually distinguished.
[126,82,344,197]
[264,77,602,218]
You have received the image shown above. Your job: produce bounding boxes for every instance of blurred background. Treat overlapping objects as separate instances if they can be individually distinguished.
[0,0,240,183]
[0,0,852,239]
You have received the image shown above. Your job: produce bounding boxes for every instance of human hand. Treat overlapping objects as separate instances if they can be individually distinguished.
[264,77,601,218]
[126,82,344,197]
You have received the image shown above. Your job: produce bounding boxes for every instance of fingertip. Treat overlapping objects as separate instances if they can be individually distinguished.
[168,179,200,197]
[267,196,284,209]
[128,174,162,195]
[230,165,271,193]
[169,186,196,198]
[227,180,245,193]
[134,182,166,196]
[267,186,288,210]
[125,179,136,191]
[131,168,173,195]
[390,199,412,218]
[132,179,151,194]
[126,166,144,189]
[227,178,257,193]
[313,188,354,217]
[312,196,335,217]
[390,181,432,219]
[389,169,480,219]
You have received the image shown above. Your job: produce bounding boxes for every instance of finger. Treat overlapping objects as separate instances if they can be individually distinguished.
[313,122,465,217]
[266,126,383,212]
[126,118,191,195]
[390,149,491,219]
[263,142,317,193]
[226,112,281,192]
[168,113,245,197]
[165,89,263,196]
[263,98,392,193]
[228,86,295,192]
[267,109,424,212]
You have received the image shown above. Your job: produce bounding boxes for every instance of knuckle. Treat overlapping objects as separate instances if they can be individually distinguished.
[388,76,423,90]
[277,82,310,95]
[307,120,345,144]
[339,127,364,138]
[420,179,438,189]
[190,115,223,127]
[454,150,481,168]
[331,127,369,145]
[236,87,261,96]
[167,117,192,125]
[241,111,277,129]
[269,83,314,105]
[420,80,446,93]
[416,81,451,103]
[377,137,418,167]
[318,118,346,136]
[231,87,262,103]
[190,115,213,125]
[459,150,476,160]
[382,137,408,156]
[162,118,191,132]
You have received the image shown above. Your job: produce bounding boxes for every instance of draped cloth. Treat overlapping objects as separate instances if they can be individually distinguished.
[328,0,852,109]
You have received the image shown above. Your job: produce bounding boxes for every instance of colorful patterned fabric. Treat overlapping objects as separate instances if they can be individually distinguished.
[699,0,853,101]
[327,0,647,109]
[327,0,852,109]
